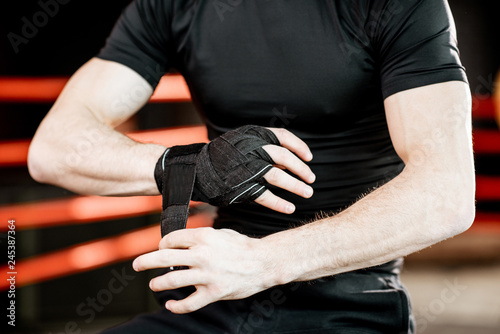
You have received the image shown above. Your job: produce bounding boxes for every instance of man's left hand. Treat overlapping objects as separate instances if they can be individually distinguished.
[133,227,276,314]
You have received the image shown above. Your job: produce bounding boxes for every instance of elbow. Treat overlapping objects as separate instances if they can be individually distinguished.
[440,189,476,239]
[27,140,48,184]
[450,198,475,236]
[27,135,58,184]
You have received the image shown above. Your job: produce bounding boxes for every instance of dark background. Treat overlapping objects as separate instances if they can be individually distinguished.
[0,1,201,333]
[0,1,499,333]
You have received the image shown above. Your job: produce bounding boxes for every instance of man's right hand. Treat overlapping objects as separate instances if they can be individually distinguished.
[28,57,314,212]
[155,125,315,216]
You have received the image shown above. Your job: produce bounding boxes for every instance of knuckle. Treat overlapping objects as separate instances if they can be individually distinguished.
[253,190,268,204]
[162,234,173,248]
[291,179,303,191]
[186,302,198,313]
[277,128,290,137]
[207,284,223,299]
[265,168,280,182]
[273,197,283,210]
[179,299,198,313]
[272,128,287,141]
[194,246,212,266]
[157,251,170,266]
[299,164,311,175]
[220,228,238,236]
[165,273,179,288]
[273,146,288,162]
[193,227,209,240]
[273,127,283,135]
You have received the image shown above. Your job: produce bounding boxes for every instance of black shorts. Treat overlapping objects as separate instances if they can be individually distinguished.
[101,268,414,334]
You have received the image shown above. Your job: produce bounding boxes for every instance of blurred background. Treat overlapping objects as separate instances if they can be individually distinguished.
[0,1,499,333]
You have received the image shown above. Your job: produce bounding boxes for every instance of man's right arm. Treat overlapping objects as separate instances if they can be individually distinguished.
[28,58,166,196]
[28,58,315,213]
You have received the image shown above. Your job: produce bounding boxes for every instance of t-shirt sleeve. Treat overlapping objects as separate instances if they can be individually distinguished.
[374,0,468,99]
[96,0,173,89]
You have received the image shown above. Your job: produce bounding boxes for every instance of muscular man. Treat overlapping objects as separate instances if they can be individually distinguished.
[28,0,475,333]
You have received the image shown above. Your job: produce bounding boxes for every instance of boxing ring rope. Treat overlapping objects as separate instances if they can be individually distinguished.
[0,126,208,167]
[0,196,160,231]
[0,75,191,103]
[473,130,500,154]
[472,96,496,119]
[0,211,214,290]
[0,75,499,289]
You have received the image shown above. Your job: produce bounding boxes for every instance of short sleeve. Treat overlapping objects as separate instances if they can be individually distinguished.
[373,0,468,99]
[97,0,173,89]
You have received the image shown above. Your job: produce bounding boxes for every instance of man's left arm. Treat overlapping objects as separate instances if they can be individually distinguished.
[134,81,475,313]
[263,80,475,282]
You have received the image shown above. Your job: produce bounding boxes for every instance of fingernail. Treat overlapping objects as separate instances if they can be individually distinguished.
[304,187,313,197]
[309,173,316,183]
[286,204,295,213]
[306,152,313,161]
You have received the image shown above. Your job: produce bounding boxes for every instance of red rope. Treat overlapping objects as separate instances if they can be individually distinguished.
[0,75,191,103]
[472,96,496,119]
[0,211,214,290]
[473,130,500,154]
[0,125,208,167]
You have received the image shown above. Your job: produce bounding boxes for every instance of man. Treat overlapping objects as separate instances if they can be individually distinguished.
[28,0,475,333]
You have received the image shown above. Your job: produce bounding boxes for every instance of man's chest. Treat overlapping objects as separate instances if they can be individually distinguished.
[171,0,383,132]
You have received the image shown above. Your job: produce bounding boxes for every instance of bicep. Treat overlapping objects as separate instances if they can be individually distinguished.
[28,58,156,185]
[49,57,154,128]
[384,81,473,167]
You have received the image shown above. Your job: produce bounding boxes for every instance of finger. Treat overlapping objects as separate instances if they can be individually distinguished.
[254,189,296,214]
[263,145,316,184]
[263,167,314,199]
[165,288,212,314]
[133,249,192,271]
[159,228,203,250]
[150,269,205,292]
[266,128,313,162]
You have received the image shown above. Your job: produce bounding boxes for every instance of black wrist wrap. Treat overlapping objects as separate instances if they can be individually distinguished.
[154,125,279,238]
[155,144,205,238]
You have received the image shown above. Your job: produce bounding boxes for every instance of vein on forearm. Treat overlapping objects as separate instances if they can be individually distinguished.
[266,161,472,284]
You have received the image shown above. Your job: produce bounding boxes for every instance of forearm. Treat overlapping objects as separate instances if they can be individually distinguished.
[28,58,167,196]
[263,161,475,285]
[29,106,165,196]
[261,82,476,286]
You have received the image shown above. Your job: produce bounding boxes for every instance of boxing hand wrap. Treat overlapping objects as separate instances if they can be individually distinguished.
[155,144,205,238]
[154,125,279,238]
[192,125,279,206]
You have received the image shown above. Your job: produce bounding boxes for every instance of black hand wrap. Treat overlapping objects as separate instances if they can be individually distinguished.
[154,125,279,238]
[154,143,205,238]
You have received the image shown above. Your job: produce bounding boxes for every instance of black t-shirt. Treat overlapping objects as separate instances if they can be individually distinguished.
[98,0,467,237]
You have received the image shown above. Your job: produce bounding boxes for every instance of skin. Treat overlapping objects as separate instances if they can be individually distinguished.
[29,58,475,314]
[28,58,314,212]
